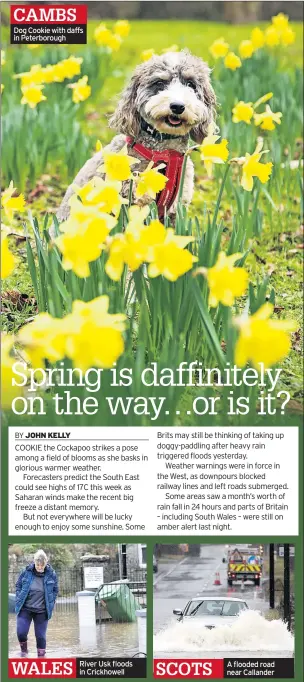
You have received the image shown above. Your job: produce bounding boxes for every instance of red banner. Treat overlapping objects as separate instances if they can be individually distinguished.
[10,5,87,24]
[154,659,224,679]
[8,659,76,678]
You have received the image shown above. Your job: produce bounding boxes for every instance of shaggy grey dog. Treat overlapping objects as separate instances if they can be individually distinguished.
[57,50,216,222]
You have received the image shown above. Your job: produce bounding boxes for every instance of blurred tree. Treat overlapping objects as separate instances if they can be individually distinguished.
[223,2,261,23]
[2,1,302,22]
[85,1,302,21]
[15,543,75,569]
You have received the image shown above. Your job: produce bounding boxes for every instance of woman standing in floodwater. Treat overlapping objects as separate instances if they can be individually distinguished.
[15,549,58,657]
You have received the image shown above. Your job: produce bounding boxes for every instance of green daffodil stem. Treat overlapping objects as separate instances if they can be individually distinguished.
[128,179,134,207]
[212,164,230,229]
[191,278,226,370]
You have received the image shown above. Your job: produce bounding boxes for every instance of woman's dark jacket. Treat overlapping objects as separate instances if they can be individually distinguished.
[15,563,58,619]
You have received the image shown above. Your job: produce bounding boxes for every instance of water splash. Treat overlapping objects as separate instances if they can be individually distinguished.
[154,609,294,653]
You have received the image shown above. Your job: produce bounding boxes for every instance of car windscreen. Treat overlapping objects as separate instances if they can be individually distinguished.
[185,600,247,617]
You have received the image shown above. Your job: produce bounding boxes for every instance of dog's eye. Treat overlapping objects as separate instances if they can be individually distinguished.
[152,80,167,90]
[186,80,197,90]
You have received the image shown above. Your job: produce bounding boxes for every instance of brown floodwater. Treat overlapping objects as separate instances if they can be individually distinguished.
[9,605,139,658]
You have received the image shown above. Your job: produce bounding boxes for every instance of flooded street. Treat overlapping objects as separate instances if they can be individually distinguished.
[154,545,294,659]
[9,605,139,658]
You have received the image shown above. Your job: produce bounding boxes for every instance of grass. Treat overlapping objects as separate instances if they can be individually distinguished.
[2,19,303,404]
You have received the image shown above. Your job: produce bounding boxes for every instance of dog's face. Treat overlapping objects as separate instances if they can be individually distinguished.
[110,51,216,143]
[140,52,212,137]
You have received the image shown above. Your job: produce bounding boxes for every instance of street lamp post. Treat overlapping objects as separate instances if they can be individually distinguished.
[269,544,275,609]
[284,544,291,630]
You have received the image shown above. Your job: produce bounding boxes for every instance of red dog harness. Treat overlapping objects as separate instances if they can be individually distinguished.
[126,136,184,219]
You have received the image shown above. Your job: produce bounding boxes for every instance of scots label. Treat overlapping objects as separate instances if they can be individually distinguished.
[10,5,87,44]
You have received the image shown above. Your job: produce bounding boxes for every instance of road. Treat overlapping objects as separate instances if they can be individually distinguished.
[153,545,294,658]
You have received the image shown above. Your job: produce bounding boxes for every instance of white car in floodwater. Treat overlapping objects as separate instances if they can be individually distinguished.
[173,597,248,629]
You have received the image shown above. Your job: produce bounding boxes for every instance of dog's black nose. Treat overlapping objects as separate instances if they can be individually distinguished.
[170,102,185,115]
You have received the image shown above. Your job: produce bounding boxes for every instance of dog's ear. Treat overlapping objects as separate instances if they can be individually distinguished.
[191,68,217,144]
[109,71,141,137]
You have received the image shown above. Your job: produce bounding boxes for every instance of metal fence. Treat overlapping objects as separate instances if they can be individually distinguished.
[9,564,147,618]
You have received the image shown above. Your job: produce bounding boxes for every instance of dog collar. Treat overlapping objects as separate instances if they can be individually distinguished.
[140,116,188,141]
[126,136,185,219]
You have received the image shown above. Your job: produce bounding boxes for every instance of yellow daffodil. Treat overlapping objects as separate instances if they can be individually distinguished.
[105,210,195,282]
[199,126,229,177]
[209,38,229,60]
[234,303,297,368]
[55,208,116,278]
[69,181,96,206]
[106,232,144,281]
[67,195,117,229]
[73,177,126,216]
[94,24,122,51]
[235,139,273,192]
[224,52,242,70]
[1,84,4,94]
[59,56,83,79]
[232,101,254,124]
[64,297,126,370]
[50,61,67,82]
[114,20,130,38]
[264,26,280,47]
[1,50,5,66]
[100,146,139,182]
[18,313,67,367]
[14,64,45,87]
[17,298,126,372]
[147,229,197,281]
[280,26,295,46]
[1,336,22,410]
[141,49,155,62]
[105,234,128,280]
[125,206,150,235]
[266,15,295,48]
[254,104,282,131]
[95,139,103,152]
[239,40,254,60]
[94,23,110,46]
[272,13,290,32]
[1,181,26,220]
[254,92,273,108]
[250,27,265,50]
[39,64,56,83]
[1,234,16,279]
[135,219,166,253]
[21,83,46,108]
[201,252,248,308]
[106,33,122,52]
[105,207,151,280]
[267,12,296,47]
[91,181,126,216]
[27,45,40,50]
[56,228,100,277]
[69,75,91,104]
[135,162,168,199]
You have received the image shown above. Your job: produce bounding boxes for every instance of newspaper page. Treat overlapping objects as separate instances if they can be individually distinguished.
[1,2,303,681]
